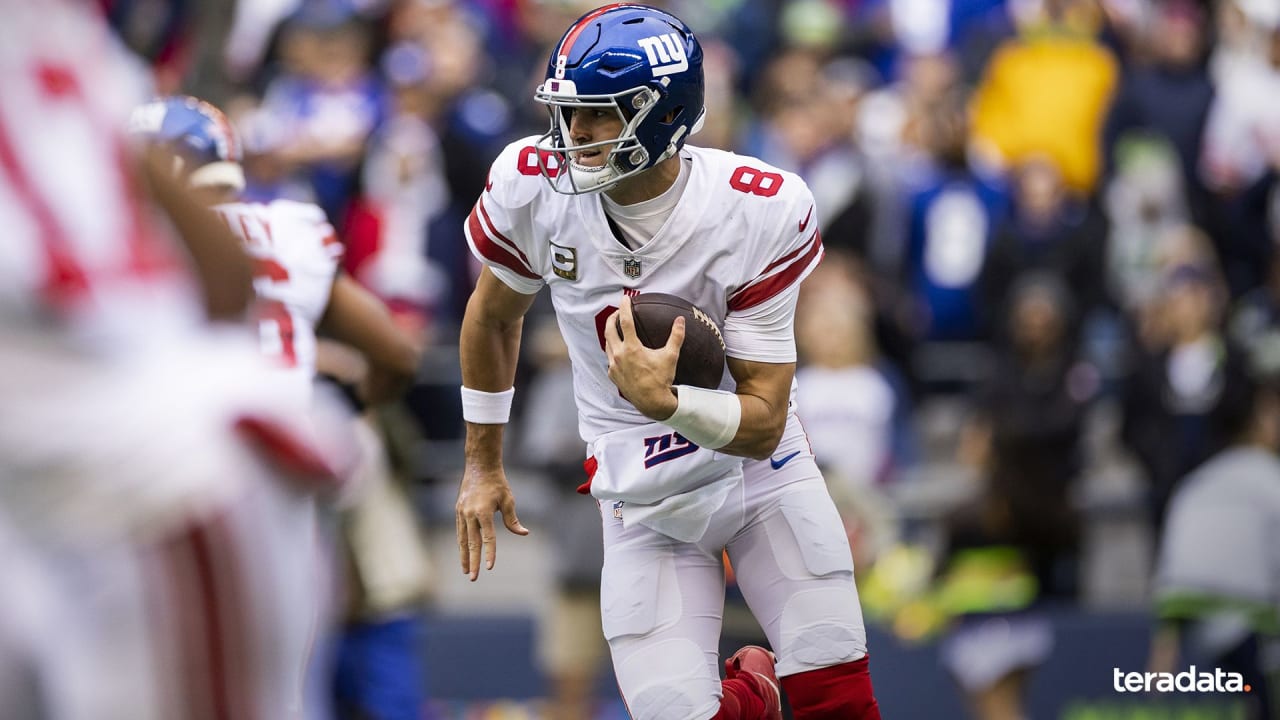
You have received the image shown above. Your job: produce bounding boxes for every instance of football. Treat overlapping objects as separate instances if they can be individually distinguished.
[626,293,726,389]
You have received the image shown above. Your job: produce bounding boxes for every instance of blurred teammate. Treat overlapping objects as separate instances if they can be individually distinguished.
[130,95,420,411]
[131,94,424,719]
[454,5,880,719]
[0,2,342,718]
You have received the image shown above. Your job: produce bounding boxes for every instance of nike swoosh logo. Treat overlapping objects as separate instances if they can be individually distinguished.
[798,205,813,233]
[769,451,801,470]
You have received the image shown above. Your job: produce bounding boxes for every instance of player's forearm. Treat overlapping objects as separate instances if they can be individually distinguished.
[362,366,413,406]
[656,384,785,460]
[716,392,787,460]
[142,152,253,319]
[459,269,534,391]
[708,358,794,460]
[459,301,525,470]
[459,308,523,393]
[320,277,421,401]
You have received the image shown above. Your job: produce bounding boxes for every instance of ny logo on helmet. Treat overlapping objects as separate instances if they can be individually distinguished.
[637,33,688,77]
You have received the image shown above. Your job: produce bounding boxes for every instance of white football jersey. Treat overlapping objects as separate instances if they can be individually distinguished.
[466,137,824,444]
[216,200,343,396]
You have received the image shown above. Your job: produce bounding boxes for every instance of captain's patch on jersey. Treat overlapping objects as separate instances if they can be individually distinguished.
[551,243,578,280]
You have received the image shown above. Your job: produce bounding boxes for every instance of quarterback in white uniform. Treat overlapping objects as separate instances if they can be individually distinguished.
[455,5,881,720]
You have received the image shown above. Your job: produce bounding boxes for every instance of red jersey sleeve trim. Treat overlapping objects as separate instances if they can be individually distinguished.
[466,202,539,280]
[727,231,823,312]
[477,197,533,267]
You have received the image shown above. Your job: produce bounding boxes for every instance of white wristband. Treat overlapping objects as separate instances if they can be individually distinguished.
[662,385,741,449]
[461,386,515,424]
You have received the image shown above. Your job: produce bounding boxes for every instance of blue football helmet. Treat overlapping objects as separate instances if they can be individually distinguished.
[533,3,705,194]
[128,95,244,192]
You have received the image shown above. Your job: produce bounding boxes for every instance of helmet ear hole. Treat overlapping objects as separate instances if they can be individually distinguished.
[659,106,685,126]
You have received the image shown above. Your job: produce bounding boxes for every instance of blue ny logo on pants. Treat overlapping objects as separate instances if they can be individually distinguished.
[642,432,698,468]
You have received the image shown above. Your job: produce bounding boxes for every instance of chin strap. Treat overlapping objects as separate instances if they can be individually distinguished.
[568,161,620,192]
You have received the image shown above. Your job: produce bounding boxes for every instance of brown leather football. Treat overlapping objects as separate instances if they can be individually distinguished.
[626,293,726,389]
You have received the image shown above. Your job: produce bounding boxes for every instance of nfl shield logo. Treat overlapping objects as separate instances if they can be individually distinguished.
[613,501,624,519]
[623,258,642,278]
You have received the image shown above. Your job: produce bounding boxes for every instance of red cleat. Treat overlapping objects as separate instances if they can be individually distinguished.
[725,645,782,720]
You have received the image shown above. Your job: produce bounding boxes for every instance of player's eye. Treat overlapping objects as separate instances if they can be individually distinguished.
[572,108,609,121]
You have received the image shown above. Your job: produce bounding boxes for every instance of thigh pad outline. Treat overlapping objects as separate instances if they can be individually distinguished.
[778,489,855,579]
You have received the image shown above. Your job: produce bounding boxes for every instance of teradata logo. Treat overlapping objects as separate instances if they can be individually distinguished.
[1113,666,1252,694]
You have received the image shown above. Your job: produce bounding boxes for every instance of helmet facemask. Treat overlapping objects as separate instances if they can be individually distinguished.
[533,81,670,195]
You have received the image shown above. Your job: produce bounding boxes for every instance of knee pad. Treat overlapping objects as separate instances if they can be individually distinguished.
[776,586,868,675]
[613,638,719,720]
[768,491,867,674]
[602,556,719,720]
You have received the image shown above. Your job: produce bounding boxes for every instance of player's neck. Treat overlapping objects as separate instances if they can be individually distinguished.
[604,156,682,206]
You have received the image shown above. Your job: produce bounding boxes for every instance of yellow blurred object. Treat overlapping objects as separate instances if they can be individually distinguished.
[935,547,1038,616]
[969,31,1118,192]
[860,543,935,621]
[862,544,1042,642]
[893,599,950,642]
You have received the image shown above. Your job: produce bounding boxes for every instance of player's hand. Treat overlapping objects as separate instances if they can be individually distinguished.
[455,465,529,582]
[605,295,684,421]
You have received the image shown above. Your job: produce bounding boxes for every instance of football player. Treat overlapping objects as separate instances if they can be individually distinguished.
[454,4,881,719]
[130,94,423,715]
[130,95,420,412]
[0,2,349,718]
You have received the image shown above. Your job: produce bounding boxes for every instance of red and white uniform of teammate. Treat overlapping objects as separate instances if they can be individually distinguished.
[217,199,345,403]
[214,198,350,714]
[0,2,328,719]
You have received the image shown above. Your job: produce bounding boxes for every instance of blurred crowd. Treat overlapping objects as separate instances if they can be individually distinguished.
[101,0,1280,717]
